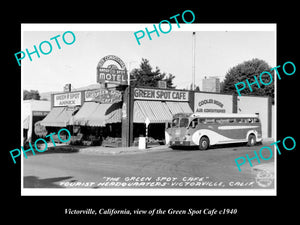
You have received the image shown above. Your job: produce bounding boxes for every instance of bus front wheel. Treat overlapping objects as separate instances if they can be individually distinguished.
[199,136,209,150]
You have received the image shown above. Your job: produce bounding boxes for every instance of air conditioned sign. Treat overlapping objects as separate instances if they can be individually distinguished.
[134,88,189,101]
[194,93,233,113]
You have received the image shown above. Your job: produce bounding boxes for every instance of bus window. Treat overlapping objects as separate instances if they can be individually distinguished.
[172,118,179,127]
[179,118,189,127]
[189,118,198,128]
[216,118,230,124]
[237,118,247,123]
[205,118,215,124]
[249,118,259,123]
[229,118,235,123]
[254,118,260,123]
[247,118,253,123]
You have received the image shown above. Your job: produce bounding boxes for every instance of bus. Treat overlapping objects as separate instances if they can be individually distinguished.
[165,113,262,150]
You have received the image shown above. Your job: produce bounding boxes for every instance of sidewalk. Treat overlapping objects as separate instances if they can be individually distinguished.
[45,143,170,155]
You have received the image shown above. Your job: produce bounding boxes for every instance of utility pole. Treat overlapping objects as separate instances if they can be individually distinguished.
[192,32,196,90]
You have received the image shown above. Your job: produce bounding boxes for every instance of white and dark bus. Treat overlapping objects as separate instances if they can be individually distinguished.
[165,113,262,150]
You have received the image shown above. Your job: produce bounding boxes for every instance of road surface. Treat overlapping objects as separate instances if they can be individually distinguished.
[23,142,275,190]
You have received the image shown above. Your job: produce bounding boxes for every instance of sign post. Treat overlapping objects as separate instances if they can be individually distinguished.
[96,55,132,147]
[145,117,150,149]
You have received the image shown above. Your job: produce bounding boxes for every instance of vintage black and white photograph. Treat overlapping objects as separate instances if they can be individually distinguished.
[21,24,276,195]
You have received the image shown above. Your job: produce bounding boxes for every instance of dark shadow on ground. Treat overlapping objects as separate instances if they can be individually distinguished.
[40,146,80,154]
[170,142,262,151]
[23,146,80,157]
[23,176,73,188]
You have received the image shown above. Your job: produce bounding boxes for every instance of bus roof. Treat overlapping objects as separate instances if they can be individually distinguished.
[190,113,259,118]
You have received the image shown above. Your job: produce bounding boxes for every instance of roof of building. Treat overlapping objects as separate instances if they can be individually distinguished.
[23,100,51,111]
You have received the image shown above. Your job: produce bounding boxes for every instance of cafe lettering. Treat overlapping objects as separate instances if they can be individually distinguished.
[134,88,189,101]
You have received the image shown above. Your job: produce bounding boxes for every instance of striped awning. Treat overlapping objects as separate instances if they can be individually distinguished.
[40,107,74,127]
[105,101,122,124]
[133,100,173,123]
[68,102,122,127]
[68,102,98,126]
[165,102,193,115]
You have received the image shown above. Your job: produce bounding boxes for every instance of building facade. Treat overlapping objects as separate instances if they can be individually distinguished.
[23,100,50,143]
[37,85,273,147]
[37,55,273,147]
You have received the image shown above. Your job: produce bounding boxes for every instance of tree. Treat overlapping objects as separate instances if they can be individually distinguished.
[130,58,176,89]
[23,90,40,100]
[221,58,274,103]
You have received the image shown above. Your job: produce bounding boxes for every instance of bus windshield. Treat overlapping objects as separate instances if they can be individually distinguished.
[172,117,189,128]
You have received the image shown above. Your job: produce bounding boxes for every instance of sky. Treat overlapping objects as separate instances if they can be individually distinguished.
[22,24,276,93]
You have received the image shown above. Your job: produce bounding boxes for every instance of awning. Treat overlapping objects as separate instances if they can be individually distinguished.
[165,102,193,115]
[133,101,173,123]
[68,102,122,127]
[68,102,98,126]
[40,107,74,127]
[105,101,122,124]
